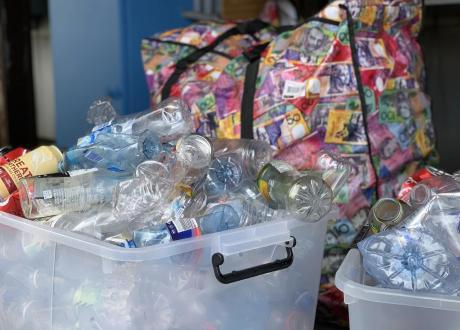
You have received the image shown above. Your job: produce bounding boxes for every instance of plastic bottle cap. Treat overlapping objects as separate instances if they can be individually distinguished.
[410,184,431,205]
[46,145,64,161]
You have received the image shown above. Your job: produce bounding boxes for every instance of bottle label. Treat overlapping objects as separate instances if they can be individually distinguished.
[0,167,16,195]
[105,234,136,248]
[0,148,27,166]
[282,80,306,99]
[92,120,113,132]
[68,168,98,177]
[0,191,23,217]
[166,217,201,241]
[257,179,272,203]
[83,151,103,163]
[0,146,62,199]
[42,190,53,200]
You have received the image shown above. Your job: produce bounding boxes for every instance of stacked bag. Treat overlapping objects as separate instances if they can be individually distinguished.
[142,0,437,325]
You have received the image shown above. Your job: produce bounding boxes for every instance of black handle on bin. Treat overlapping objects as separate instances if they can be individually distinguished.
[212,236,296,284]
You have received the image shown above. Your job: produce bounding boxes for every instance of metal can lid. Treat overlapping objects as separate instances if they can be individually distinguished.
[372,198,403,224]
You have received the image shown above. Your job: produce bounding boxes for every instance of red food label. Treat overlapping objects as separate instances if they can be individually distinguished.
[0,167,17,195]
[0,148,27,166]
[0,191,23,217]
[397,167,436,203]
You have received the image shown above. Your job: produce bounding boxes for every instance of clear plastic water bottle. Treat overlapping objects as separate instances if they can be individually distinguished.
[113,161,175,225]
[160,189,208,224]
[315,150,351,197]
[62,131,163,173]
[198,195,275,234]
[358,228,460,294]
[205,153,244,199]
[237,180,265,202]
[49,206,133,241]
[175,134,212,187]
[86,97,194,142]
[211,138,273,177]
[18,170,120,219]
[257,160,332,222]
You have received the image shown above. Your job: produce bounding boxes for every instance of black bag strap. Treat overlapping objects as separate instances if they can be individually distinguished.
[161,19,269,100]
[340,4,380,200]
[240,43,270,139]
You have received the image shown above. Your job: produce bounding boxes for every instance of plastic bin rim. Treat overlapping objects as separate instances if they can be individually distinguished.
[335,249,460,312]
[0,209,336,262]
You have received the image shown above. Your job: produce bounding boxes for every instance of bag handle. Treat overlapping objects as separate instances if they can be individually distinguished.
[339,4,380,200]
[161,19,269,100]
[240,43,270,139]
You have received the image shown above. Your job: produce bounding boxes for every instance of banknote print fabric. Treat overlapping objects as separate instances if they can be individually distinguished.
[142,0,436,323]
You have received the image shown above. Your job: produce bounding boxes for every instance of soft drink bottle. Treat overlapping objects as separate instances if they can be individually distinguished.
[358,228,460,294]
[18,170,121,219]
[198,195,275,234]
[62,131,163,173]
[257,160,332,222]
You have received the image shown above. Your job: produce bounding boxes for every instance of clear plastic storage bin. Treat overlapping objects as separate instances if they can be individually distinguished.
[336,249,460,330]
[0,209,335,330]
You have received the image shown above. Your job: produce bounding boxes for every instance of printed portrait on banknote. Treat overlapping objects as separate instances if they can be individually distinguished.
[379,90,413,124]
[327,64,357,95]
[325,110,367,145]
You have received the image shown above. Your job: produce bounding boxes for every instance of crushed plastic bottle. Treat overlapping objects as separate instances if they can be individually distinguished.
[50,206,132,241]
[62,131,163,173]
[358,227,460,294]
[84,97,193,143]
